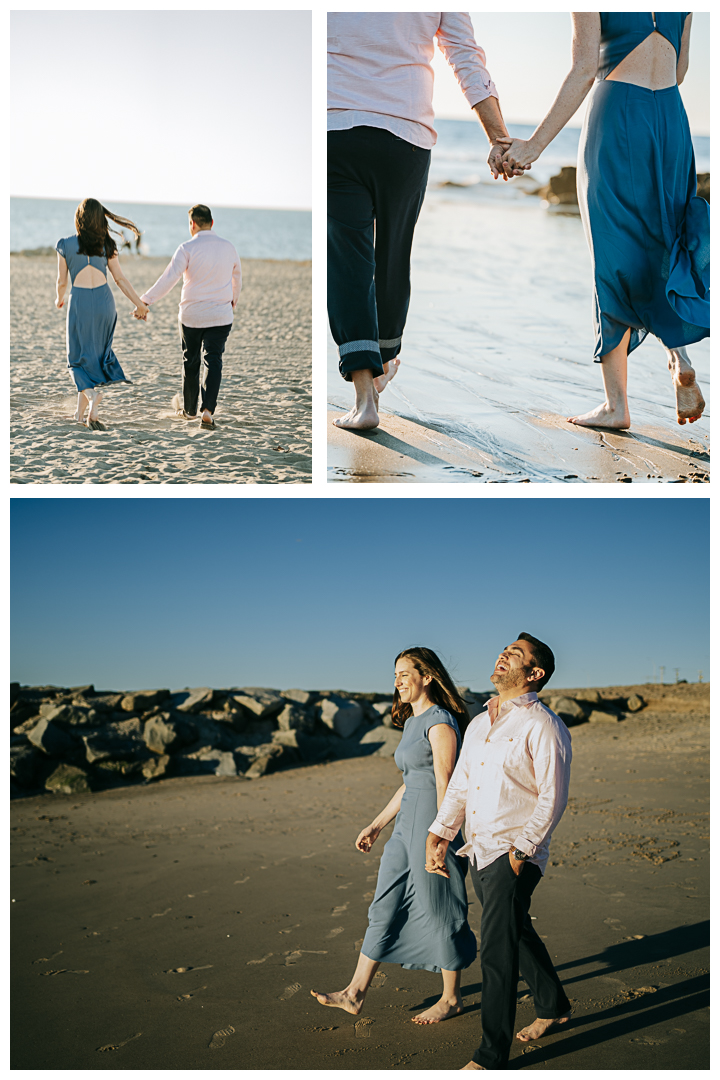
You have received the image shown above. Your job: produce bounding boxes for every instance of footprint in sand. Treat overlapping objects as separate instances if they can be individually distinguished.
[332,904,348,916]
[164,965,213,974]
[326,927,344,939]
[370,972,387,989]
[234,878,250,884]
[247,954,273,966]
[355,1018,374,1038]
[177,985,208,1002]
[40,969,88,976]
[279,982,302,1001]
[97,1033,142,1052]
[209,1026,235,1049]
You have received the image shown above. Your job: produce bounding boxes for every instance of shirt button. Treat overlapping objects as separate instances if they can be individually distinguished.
[509,738,513,742]
[481,762,484,766]
[472,810,476,814]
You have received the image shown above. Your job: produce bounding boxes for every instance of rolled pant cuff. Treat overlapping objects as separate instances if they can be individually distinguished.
[339,348,384,382]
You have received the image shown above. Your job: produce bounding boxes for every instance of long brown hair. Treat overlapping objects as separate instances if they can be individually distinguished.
[391,647,471,736]
[75,198,141,260]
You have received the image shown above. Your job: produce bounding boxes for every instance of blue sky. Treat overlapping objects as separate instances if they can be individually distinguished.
[11,498,709,693]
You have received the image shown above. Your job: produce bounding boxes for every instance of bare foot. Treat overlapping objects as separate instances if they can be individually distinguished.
[567,402,630,429]
[516,1011,571,1042]
[461,1063,485,1070]
[668,350,705,425]
[310,988,364,1015]
[332,401,380,430]
[374,358,400,394]
[412,997,463,1024]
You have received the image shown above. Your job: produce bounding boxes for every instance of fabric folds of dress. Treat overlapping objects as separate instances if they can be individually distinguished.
[577,80,710,359]
[361,705,477,974]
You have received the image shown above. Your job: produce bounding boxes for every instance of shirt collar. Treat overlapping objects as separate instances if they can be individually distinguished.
[486,691,538,723]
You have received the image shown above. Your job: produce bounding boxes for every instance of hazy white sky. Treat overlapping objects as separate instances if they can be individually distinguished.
[10,10,311,209]
[432,12,710,134]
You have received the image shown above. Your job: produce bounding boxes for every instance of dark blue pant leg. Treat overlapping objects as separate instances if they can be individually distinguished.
[181,323,231,415]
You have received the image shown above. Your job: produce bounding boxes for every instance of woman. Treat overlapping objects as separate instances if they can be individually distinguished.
[311,647,476,1025]
[55,198,149,430]
[497,13,708,430]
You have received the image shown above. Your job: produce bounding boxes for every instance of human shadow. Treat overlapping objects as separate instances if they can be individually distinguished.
[555,921,709,987]
[335,424,452,470]
[596,427,710,463]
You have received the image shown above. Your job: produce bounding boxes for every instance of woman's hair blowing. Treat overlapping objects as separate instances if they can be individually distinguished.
[391,647,471,736]
[75,198,141,260]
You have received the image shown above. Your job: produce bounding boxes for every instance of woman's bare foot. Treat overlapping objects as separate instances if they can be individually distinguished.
[668,349,705,424]
[310,988,364,1015]
[374,358,400,394]
[333,401,380,430]
[516,1011,571,1042]
[567,402,630,429]
[412,997,463,1024]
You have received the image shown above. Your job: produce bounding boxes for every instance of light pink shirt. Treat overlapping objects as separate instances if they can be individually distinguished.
[429,692,572,875]
[327,12,498,149]
[141,230,242,328]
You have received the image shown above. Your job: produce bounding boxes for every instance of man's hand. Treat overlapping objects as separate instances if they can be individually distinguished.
[509,850,526,877]
[425,833,451,878]
[487,143,528,181]
[497,137,538,174]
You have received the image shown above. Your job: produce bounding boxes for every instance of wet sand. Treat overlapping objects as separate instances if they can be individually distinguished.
[327,187,710,484]
[11,255,311,484]
[11,683,708,1070]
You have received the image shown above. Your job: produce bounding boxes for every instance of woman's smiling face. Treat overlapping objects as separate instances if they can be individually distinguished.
[394,657,431,705]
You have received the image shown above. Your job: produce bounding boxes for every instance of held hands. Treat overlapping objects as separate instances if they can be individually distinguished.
[133,301,149,321]
[425,833,450,878]
[496,137,538,175]
[355,825,381,853]
[488,143,528,182]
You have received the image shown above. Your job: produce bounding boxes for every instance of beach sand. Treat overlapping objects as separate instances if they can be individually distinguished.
[11,255,311,484]
[11,683,708,1070]
[328,187,710,484]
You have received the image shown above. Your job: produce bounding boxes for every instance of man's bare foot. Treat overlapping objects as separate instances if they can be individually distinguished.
[310,988,364,1015]
[516,1011,571,1042]
[412,997,463,1024]
[374,358,400,394]
[567,402,630,429]
[332,401,380,430]
[461,1062,485,1069]
[668,350,705,424]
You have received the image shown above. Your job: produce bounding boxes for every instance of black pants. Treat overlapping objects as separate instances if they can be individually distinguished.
[180,323,232,415]
[469,854,571,1070]
[327,126,431,381]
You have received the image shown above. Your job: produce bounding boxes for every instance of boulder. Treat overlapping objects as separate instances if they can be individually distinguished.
[109,718,142,736]
[89,693,125,713]
[93,759,146,780]
[626,694,645,713]
[120,690,170,713]
[142,754,170,781]
[319,697,364,739]
[45,763,91,795]
[538,166,578,205]
[13,715,42,736]
[143,714,196,755]
[38,703,97,726]
[82,730,148,764]
[10,743,43,786]
[587,709,623,724]
[281,689,314,706]
[549,698,588,724]
[232,690,285,719]
[177,748,238,777]
[27,719,77,756]
[174,688,216,713]
[359,725,402,758]
[366,700,394,725]
[277,703,315,733]
[575,690,601,705]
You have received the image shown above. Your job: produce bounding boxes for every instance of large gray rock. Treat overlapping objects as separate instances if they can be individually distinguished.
[359,725,402,758]
[141,754,170,781]
[176,747,238,777]
[319,697,364,739]
[27,719,77,756]
[587,709,623,724]
[244,744,285,779]
[232,690,284,719]
[277,703,314,733]
[38,703,97,726]
[549,697,588,723]
[626,694,645,713]
[45,764,91,795]
[366,700,394,725]
[82,730,147,764]
[576,690,601,705]
[143,714,196,755]
[174,688,216,713]
[10,744,43,786]
[121,690,170,713]
[280,689,314,706]
[88,693,125,713]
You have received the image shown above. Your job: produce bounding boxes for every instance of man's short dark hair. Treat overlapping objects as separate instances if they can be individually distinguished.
[189,204,213,226]
[518,632,555,691]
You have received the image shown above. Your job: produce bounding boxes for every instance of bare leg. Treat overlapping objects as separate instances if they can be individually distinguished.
[516,1010,571,1041]
[667,346,705,425]
[567,331,631,429]
[374,358,401,394]
[310,952,380,1015]
[412,968,463,1024]
[75,392,89,424]
[461,1064,485,1070]
[88,390,103,421]
[333,369,380,430]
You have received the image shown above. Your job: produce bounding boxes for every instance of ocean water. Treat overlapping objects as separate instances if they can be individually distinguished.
[10,197,311,261]
[431,118,710,192]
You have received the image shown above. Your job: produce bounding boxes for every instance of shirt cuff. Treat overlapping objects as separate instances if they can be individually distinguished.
[139,294,152,304]
[513,836,537,858]
[429,819,458,842]
[467,83,499,109]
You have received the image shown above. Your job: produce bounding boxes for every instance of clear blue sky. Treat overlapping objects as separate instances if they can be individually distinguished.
[11,498,709,693]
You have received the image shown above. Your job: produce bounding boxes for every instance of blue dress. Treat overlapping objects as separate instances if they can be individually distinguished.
[361,705,477,974]
[56,235,131,392]
[577,12,709,359]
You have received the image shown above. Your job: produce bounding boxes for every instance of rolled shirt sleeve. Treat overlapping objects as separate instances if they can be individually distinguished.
[512,722,572,858]
[140,246,189,306]
[436,12,498,109]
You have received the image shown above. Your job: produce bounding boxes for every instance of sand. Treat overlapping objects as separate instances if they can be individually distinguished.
[327,187,710,484]
[11,255,311,484]
[11,683,708,1070]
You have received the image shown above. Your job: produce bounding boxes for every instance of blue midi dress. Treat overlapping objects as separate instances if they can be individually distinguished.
[56,235,131,392]
[361,705,477,974]
[577,13,710,359]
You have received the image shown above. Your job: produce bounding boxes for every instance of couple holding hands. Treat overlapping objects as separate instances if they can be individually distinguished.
[311,639,573,1071]
[328,12,709,433]
[55,199,241,430]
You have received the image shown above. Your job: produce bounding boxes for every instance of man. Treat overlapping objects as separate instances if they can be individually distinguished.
[425,633,572,1070]
[139,205,242,430]
[327,12,525,431]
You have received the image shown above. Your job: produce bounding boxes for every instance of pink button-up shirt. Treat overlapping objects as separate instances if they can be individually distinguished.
[141,230,242,328]
[429,692,572,874]
[327,12,498,150]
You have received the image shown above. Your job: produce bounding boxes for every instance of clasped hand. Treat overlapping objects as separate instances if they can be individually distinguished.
[488,137,537,180]
[133,302,149,321]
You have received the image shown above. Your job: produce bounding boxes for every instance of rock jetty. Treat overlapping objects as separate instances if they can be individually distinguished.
[10,682,652,797]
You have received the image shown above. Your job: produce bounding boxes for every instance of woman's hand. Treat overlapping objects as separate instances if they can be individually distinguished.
[497,137,539,174]
[355,825,381,853]
[55,297,64,309]
[488,142,528,181]
[133,301,149,320]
